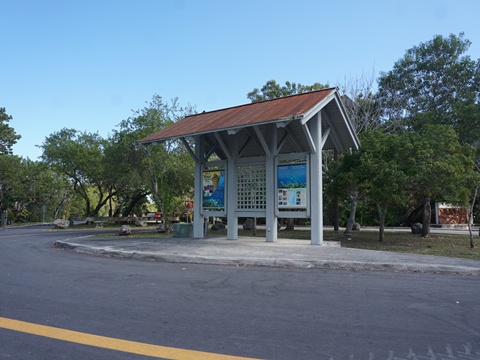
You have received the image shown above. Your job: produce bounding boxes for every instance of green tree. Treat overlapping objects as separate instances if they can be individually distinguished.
[328,126,476,240]
[0,107,21,155]
[0,155,22,222]
[39,128,114,217]
[11,159,74,222]
[404,125,476,237]
[103,132,150,217]
[30,161,77,221]
[377,33,480,132]
[0,156,55,223]
[377,33,480,231]
[325,148,360,233]
[327,131,409,241]
[356,131,408,241]
[335,72,402,232]
[115,95,195,226]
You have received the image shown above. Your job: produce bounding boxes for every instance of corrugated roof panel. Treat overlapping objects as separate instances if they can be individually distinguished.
[142,88,335,143]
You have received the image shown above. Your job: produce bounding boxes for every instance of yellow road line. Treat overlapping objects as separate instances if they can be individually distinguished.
[0,317,259,360]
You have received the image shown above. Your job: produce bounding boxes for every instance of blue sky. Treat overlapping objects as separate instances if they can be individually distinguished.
[2,0,479,159]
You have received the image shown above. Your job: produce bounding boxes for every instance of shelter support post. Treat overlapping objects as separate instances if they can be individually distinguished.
[265,124,278,242]
[193,135,204,238]
[310,113,323,245]
[226,137,238,240]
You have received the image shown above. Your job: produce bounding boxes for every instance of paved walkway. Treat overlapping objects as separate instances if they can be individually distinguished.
[55,235,480,275]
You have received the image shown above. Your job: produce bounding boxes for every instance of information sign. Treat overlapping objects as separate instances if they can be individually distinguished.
[203,170,225,209]
[277,163,307,208]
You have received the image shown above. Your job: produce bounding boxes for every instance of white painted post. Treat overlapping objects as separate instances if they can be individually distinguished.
[226,137,238,240]
[266,125,278,242]
[193,135,204,238]
[310,113,323,245]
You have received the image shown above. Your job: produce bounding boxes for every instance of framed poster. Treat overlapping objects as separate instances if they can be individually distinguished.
[277,163,307,209]
[202,170,225,209]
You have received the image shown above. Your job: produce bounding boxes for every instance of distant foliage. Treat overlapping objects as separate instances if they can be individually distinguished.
[0,107,21,155]
[247,80,329,103]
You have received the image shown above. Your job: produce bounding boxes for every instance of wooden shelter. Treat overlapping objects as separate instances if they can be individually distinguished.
[141,88,359,244]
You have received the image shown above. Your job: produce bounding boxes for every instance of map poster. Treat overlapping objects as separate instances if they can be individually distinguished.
[277,163,307,209]
[202,170,225,209]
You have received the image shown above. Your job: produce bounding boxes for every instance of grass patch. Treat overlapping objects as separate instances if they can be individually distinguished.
[214,228,480,260]
[331,230,480,260]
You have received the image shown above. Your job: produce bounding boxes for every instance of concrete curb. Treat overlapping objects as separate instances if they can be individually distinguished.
[54,240,480,275]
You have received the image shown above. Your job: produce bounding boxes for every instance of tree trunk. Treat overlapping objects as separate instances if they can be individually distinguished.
[467,184,479,249]
[53,195,67,221]
[333,195,340,234]
[75,184,92,217]
[285,218,295,231]
[91,191,117,217]
[344,190,358,234]
[421,196,431,238]
[151,177,167,231]
[468,213,475,249]
[108,190,113,218]
[377,203,388,242]
[121,190,150,217]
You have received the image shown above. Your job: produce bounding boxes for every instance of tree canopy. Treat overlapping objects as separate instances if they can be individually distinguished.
[375,32,480,235]
[39,128,112,217]
[113,95,196,221]
[403,125,476,236]
[247,80,329,102]
[377,33,480,133]
[0,108,21,155]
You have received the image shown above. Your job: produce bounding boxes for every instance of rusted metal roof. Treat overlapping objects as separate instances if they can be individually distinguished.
[142,88,336,143]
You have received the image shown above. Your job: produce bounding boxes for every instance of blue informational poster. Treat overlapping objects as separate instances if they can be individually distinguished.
[277,163,307,209]
[202,170,225,209]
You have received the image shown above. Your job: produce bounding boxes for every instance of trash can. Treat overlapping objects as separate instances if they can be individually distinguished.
[172,223,193,238]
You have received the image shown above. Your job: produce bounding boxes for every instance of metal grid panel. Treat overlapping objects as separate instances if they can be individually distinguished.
[237,164,266,210]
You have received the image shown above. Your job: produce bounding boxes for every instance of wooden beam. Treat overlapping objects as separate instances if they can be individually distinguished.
[180,137,199,163]
[321,127,331,148]
[322,111,342,150]
[253,126,271,157]
[204,143,217,162]
[277,130,289,153]
[244,128,266,156]
[214,132,232,160]
[283,127,302,153]
[238,137,251,158]
[301,123,316,154]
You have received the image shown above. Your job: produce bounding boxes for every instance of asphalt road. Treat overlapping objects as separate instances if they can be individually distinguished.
[1,225,480,360]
